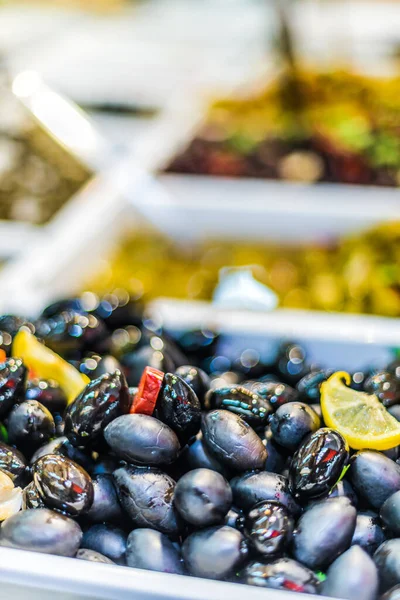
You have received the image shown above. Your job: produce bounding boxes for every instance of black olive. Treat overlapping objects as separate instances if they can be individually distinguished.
[225,507,243,529]
[174,468,232,527]
[174,329,219,364]
[155,373,201,444]
[350,451,400,509]
[289,428,349,501]
[241,557,320,593]
[352,511,385,555]
[174,365,210,408]
[269,402,320,451]
[64,371,129,447]
[205,385,272,427]
[26,378,67,415]
[113,466,181,535]
[328,479,358,506]
[244,501,294,557]
[82,523,127,565]
[91,355,123,379]
[32,454,94,517]
[104,414,180,465]
[382,586,400,600]
[91,455,120,477]
[8,400,55,456]
[182,525,248,580]
[296,370,333,403]
[389,405,400,422]
[202,410,267,472]
[374,539,400,593]
[262,431,286,474]
[231,471,300,516]
[0,441,26,485]
[292,497,356,569]
[0,508,82,557]
[126,529,185,574]
[380,490,400,536]
[0,358,27,417]
[322,546,378,600]
[86,473,123,523]
[364,371,400,407]
[185,433,231,477]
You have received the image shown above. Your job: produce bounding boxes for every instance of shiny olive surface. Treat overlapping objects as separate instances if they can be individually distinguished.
[32,454,94,516]
[0,441,26,484]
[8,400,55,456]
[26,378,67,414]
[289,428,349,501]
[231,471,300,516]
[202,410,267,471]
[104,414,180,465]
[241,557,320,593]
[205,385,272,427]
[30,436,94,474]
[0,358,27,417]
[64,371,129,447]
[175,365,210,408]
[23,481,45,509]
[244,501,294,557]
[155,373,201,444]
[113,466,181,535]
[296,370,332,403]
[0,508,82,557]
[185,433,230,477]
[126,529,185,574]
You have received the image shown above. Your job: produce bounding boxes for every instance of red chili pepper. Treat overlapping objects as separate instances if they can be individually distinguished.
[322,448,338,463]
[130,367,164,415]
[283,580,304,593]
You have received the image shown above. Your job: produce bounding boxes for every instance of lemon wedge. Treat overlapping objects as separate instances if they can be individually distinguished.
[13,329,89,404]
[321,371,400,451]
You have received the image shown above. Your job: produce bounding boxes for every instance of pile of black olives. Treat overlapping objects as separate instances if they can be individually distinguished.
[1,295,400,600]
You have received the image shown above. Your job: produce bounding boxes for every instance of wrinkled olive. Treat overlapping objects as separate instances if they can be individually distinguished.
[113,466,181,535]
[202,410,267,471]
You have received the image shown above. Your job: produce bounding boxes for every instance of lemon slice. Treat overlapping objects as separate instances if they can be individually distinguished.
[321,371,400,450]
[13,329,89,404]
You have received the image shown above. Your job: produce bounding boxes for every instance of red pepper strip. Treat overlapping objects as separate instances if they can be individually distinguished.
[130,367,164,415]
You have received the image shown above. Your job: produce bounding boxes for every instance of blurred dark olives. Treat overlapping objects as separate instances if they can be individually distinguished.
[64,371,129,447]
[0,358,27,417]
[241,557,320,593]
[175,365,210,407]
[8,400,55,456]
[113,466,181,535]
[104,414,180,465]
[182,525,248,580]
[26,378,67,415]
[120,346,174,387]
[364,371,400,407]
[296,370,332,403]
[126,529,185,574]
[202,410,267,471]
[276,342,309,384]
[250,380,298,410]
[270,402,320,451]
[0,508,82,557]
[155,373,201,444]
[32,454,93,517]
[289,428,349,501]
